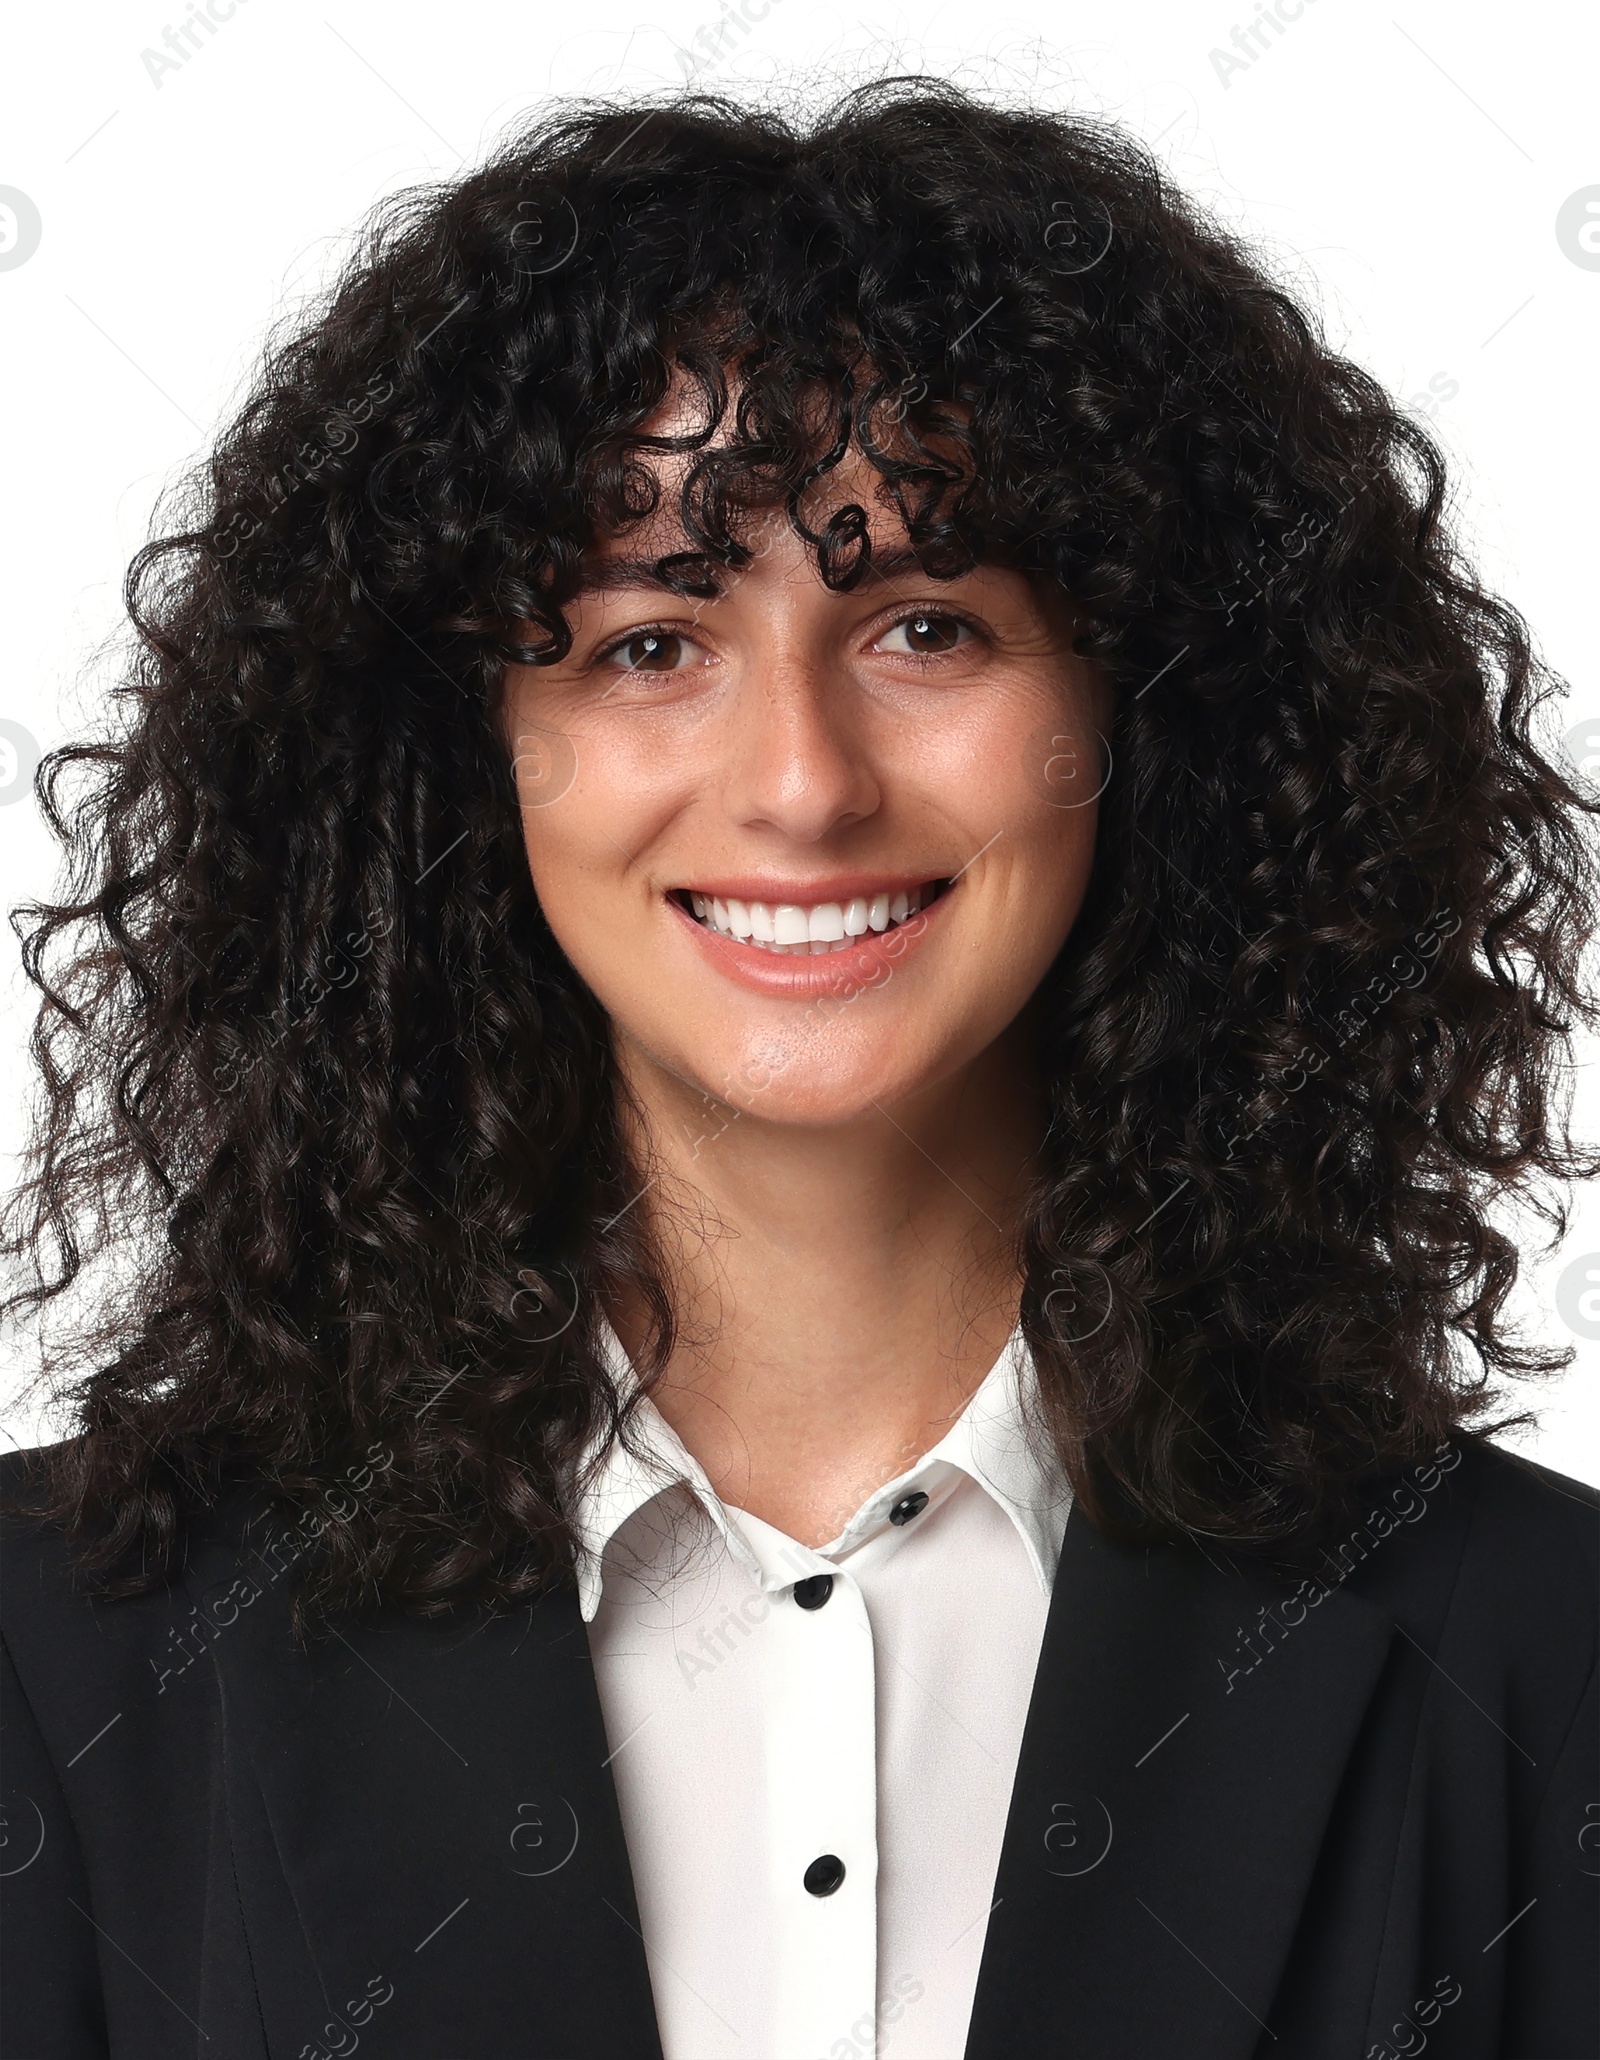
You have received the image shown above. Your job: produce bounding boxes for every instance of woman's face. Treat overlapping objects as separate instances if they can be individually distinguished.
[500,442,1108,1130]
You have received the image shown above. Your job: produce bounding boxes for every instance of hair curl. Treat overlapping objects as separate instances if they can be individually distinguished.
[5,78,1597,1631]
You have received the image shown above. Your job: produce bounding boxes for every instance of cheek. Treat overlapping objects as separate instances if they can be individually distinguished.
[923,696,1103,899]
[508,721,683,908]
[917,665,1105,814]
[511,792,595,923]
[944,767,1103,1008]
[1009,774,1103,943]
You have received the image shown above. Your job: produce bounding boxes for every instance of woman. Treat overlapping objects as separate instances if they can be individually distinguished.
[2,79,1595,2060]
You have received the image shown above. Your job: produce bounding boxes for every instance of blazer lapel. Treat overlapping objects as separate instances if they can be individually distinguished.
[183,1500,664,2059]
[965,1502,1396,2059]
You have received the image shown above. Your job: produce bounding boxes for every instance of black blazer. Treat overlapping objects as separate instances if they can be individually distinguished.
[2,1435,1595,2059]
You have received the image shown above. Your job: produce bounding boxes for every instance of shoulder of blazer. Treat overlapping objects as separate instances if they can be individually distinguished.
[1,1443,274,1719]
[0,1443,581,1723]
[1,1437,278,1604]
[0,1453,663,2060]
[1464,1432,1600,1540]
[1335,1431,1599,1618]
[1325,1433,1598,1786]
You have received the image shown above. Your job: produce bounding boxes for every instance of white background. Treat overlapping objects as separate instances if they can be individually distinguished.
[1,0,1595,1483]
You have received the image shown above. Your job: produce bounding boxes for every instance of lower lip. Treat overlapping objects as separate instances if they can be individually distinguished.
[669,889,952,996]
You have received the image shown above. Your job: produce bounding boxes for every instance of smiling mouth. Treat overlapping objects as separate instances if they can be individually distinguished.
[672,880,952,955]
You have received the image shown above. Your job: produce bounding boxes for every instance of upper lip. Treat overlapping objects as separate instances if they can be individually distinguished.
[671,873,949,904]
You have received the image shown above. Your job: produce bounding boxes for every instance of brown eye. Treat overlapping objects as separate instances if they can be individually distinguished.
[616,630,688,671]
[880,611,972,656]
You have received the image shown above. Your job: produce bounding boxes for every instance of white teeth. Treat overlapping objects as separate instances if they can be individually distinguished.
[685,886,941,950]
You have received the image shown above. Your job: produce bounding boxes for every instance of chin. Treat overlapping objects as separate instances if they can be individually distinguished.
[684,1025,959,1129]
[719,1079,904,1129]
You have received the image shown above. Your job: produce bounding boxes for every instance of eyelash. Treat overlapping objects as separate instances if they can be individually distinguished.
[592,623,701,673]
[873,608,984,659]
[592,607,985,672]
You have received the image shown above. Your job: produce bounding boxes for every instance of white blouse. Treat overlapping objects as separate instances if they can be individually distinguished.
[571,1323,1073,2060]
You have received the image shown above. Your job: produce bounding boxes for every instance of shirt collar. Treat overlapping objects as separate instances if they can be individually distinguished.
[567,1318,1073,1622]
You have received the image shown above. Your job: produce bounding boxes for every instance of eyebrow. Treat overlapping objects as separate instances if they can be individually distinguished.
[567,545,962,598]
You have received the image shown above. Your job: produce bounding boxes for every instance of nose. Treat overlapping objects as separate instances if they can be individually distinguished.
[720,634,881,842]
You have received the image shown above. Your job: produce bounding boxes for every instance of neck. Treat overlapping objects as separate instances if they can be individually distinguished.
[605,1021,1043,1546]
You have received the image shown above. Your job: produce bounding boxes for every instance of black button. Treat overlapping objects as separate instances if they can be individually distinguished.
[889,1490,929,1526]
[792,1574,834,1611]
[804,1854,846,1897]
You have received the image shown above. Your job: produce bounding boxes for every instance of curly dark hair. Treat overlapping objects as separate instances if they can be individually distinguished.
[4,77,1596,1632]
